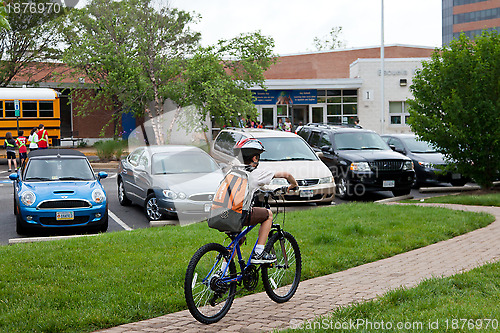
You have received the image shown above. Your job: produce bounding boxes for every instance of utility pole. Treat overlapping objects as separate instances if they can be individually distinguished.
[380,0,385,134]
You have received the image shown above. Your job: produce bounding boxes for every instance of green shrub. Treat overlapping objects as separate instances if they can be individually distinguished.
[94,140,127,161]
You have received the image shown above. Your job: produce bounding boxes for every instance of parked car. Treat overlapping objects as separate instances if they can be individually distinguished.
[117,145,224,223]
[297,124,415,198]
[9,149,108,235]
[381,134,469,187]
[211,128,336,204]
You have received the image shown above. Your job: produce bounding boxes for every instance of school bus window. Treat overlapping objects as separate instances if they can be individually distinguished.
[39,101,54,117]
[22,101,37,117]
[5,101,15,117]
[0,101,3,118]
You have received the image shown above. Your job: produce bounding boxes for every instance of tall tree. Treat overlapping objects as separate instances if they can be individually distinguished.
[0,0,63,86]
[407,31,500,189]
[0,2,10,30]
[312,26,346,51]
[168,31,276,146]
[61,0,200,139]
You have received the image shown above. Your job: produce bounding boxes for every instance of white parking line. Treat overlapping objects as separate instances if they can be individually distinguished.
[108,210,133,231]
[108,173,117,179]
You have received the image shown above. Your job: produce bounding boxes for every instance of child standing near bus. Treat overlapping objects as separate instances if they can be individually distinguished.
[16,130,28,167]
[37,124,49,149]
[28,127,39,151]
[3,132,17,172]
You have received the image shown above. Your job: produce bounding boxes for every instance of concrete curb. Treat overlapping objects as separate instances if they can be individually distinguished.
[375,194,413,203]
[9,233,100,245]
[149,220,179,227]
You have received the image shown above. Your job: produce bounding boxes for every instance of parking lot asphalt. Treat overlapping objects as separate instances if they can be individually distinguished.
[93,203,500,333]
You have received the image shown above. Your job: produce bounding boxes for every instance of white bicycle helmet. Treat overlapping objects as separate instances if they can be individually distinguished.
[233,138,265,162]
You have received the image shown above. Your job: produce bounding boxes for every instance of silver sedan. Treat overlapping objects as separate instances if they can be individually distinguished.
[117,145,224,225]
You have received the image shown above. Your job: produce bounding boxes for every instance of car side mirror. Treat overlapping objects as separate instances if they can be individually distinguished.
[320,145,332,153]
[9,173,19,181]
[97,171,108,180]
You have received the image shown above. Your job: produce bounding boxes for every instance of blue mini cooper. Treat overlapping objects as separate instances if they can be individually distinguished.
[10,149,108,235]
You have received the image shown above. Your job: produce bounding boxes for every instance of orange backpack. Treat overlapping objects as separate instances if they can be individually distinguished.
[208,168,251,232]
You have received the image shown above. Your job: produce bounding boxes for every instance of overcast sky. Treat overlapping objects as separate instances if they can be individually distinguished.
[170,0,442,55]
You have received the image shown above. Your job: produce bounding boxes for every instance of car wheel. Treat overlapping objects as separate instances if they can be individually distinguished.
[118,178,132,206]
[450,179,467,187]
[145,193,165,221]
[95,212,109,233]
[336,176,352,200]
[16,214,29,235]
[392,189,411,197]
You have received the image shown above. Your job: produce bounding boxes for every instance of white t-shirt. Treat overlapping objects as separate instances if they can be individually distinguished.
[248,168,275,197]
[28,133,38,148]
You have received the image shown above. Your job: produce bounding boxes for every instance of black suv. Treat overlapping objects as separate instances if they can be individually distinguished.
[297,124,415,198]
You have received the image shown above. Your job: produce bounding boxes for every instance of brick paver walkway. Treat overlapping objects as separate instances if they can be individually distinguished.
[95,204,500,333]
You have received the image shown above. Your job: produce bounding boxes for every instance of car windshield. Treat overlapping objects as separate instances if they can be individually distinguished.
[402,137,437,153]
[258,137,318,161]
[152,152,220,174]
[334,132,389,150]
[25,158,94,181]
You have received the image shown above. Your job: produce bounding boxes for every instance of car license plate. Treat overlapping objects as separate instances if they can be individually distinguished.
[56,211,74,221]
[452,173,462,179]
[300,190,314,198]
[383,180,395,188]
[204,204,211,213]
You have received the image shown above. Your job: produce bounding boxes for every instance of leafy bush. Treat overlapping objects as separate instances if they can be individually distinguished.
[94,140,127,161]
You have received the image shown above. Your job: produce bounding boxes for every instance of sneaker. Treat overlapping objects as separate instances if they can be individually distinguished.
[8,169,11,172]
[251,251,276,264]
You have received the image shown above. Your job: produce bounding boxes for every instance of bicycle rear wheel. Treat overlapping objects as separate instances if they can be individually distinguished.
[261,231,301,303]
[184,243,237,324]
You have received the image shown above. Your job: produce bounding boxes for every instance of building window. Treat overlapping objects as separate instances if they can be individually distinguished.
[389,101,410,125]
[318,89,358,125]
[4,101,15,118]
[22,101,37,118]
[39,101,54,118]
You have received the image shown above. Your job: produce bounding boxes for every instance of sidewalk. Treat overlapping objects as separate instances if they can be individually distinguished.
[95,204,500,333]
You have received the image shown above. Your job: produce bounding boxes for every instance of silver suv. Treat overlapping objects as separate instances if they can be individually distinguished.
[211,128,336,204]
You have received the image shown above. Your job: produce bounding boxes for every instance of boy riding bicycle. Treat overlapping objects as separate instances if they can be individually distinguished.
[233,138,299,264]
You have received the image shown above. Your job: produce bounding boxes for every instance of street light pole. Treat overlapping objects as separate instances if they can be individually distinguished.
[380,0,385,134]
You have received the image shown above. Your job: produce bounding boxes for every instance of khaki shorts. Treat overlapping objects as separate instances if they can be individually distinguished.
[243,207,270,226]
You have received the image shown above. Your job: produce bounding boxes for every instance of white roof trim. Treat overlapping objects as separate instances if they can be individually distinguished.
[0,87,59,100]
[251,78,363,90]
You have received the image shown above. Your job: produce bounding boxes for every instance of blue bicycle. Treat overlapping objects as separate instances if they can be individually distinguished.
[184,187,302,324]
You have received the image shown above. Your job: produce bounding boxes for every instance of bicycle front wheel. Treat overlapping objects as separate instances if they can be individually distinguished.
[262,231,301,303]
[184,243,237,324]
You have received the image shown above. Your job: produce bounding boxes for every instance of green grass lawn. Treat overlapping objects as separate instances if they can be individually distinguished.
[0,203,494,332]
[284,262,500,332]
[408,192,500,207]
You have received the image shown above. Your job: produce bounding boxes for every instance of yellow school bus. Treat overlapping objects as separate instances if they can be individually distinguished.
[0,87,61,144]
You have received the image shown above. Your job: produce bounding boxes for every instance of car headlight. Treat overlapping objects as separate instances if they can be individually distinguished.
[319,176,333,184]
[21,191,36,206]
[418,161,432,169]
[92,189,106,203]
[403,161,414,171]
[163,190,187,200]
[350,162,371,172]
[163,190,177,200]
[270,178,289,186]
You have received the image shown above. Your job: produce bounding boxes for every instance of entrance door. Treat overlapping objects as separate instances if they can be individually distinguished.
[292,106,307,129]
[310,105,325,124]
